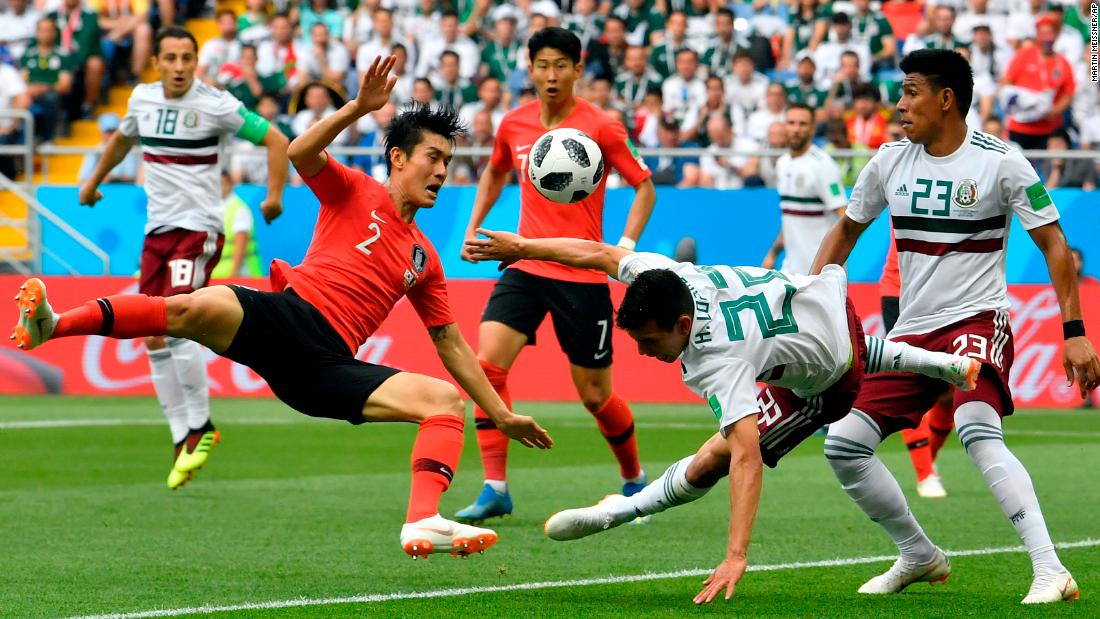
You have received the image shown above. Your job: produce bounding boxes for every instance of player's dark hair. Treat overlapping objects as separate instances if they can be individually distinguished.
[617,270,694,332]
[154,26,198,56]
[383,103,467,172]
[899,48,973,118]
[787,102,815,118]
[528,27,582,63]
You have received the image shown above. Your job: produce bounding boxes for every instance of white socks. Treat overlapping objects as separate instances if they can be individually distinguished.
[147,347,189,445]
[167,337,212,431]
[864,335,946,376]
[485,480,507,493]
[613,455,712,520]
[955,402,1065,575]
[825,411,938,564]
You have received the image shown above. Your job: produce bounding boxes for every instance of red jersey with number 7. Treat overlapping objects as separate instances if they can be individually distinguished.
[490,98,652,284]
[270,154,454,354]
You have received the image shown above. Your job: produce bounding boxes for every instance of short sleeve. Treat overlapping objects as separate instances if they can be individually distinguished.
[693,356,761,437]
[119,88,141,138]
[407,244,456,328]
[301,152,360,205]
[844,152,887,224]
[618,251,680,284]
[999,150,1059,230]
[599,116,651,187]
[198,40,218,66]
[877,16,893,36]
[817,157,848,210]
[488,119,513,172]
[211,91,247,135]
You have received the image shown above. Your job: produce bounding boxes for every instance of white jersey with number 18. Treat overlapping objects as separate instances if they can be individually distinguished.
[775,145,848,275]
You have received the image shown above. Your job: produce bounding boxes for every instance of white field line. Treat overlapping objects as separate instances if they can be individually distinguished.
[64,539,1100,619]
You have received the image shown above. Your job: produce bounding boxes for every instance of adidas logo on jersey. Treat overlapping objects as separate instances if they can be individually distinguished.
[894,184,909,197]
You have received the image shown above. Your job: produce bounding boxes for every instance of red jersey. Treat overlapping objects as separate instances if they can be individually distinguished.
[1004,45,1076,136]
[490,98,652,283]
[879,227,900,298]
[270,155,454,354]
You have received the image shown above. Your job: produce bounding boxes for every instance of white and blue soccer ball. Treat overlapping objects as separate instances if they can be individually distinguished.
[527,128,605,204]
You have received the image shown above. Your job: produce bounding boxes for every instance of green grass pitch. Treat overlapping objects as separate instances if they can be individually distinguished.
[1,397,1097,618]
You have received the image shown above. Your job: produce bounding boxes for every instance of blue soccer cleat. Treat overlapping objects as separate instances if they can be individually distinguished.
[621,471,648,497]
[454,483,513,523]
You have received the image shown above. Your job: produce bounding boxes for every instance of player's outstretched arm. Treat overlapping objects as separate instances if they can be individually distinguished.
[619,177,656,249]
[427,323,553,449]
[762,230,783,270]
[809,214,870,275]
[1028,222,1100,396]
[287,54,396,178]
[460,162,511,262]
[464,229,630,279]
[78,131,136,207]
[694,415,762,605]
[258,125,289,223]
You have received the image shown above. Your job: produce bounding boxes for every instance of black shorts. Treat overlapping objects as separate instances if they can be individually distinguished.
[222,285,400,424]
[881,295,900,334]
[482,268,614,368]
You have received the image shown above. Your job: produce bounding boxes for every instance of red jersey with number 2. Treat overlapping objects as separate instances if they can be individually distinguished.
[490,98,652,284]
[269,154,454,354]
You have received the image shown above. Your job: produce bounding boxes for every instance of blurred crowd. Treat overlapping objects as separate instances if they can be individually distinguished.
[0,0,1097,188]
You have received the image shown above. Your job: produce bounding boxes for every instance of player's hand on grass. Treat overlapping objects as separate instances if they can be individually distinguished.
[78,181,102,207]
[260,198,283,224]
[693,555,747,605]
[464,228,525,267]
[354,55,397,116]
[496,413,553,449]
[1064,337,1100,398]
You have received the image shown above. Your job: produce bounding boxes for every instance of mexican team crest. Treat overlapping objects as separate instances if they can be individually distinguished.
[183,111,199,128]
[954,179,978,208]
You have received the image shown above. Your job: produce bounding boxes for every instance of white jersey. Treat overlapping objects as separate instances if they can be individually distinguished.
[846,129,1059,337]
[776,145,848,275]
[619,253,853,435]
[120,81,250,235]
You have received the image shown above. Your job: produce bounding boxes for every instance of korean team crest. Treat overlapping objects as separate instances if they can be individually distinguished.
[954,179,978,208]
[183,111,199,128]
[412,244,427,274]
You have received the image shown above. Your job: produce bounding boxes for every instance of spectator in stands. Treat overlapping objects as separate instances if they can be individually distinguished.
[682,74,733,147]
[481,8,521,83]
[0,61,30,179]
[644,117,701,188]
[914,6,964,50]
[953,0,1007,47]
[725,50,769,121]
[529,0,562,29]
[212,171,262,279]
[563,0,605,69]
[387,42,415,104]
[356,8,415,87]
[586,77,614,111]
[0,0,41,62]
[197,9,242,86]
[982,116,1020,150]
[1007,0,1046,49]
[299,0,344,41]
[451,108,495,185]
[430,49,477,109]
[1044,131,1097,190]
[649,10,689,80]
[1001,15,1076,151]
[701,8,738,77]
[1064,0,1095,42]
[661,48,706,124]
[1072,45,1098,139]
[90,0,152,84]
[411,77,434,104]
[824,118,869,188]
[825,50,868,117]
[238,0,272,46]
[223,44,263,110]
[351,101,395,179]
[416,10,478,79]
[291,81,350,146]
[614,45,658,111]
[846,83,889,150]
[612,0,663,47]
[78,112,139,184]
[599,17,630,80]
[700,114,757,189]
[634,86,663,148]
[969,24,1011,85]
[814,12,871,89]
[299,22,349,86]
[781,0,830,70]
[756,121,788,188]
[256,13,303,100]
[1046,6,1086,68]
[459,76,505,131]
[48,0,105,119]
[19,18,72,143]
[850,0,896,71]
[230,93,290,185]
[746,82,788,145]
[785,51,827,111]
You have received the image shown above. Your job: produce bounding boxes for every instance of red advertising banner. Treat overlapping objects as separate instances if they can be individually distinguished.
[2,275,1096,408]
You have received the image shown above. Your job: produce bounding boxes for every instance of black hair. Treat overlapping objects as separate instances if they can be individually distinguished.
[853,82,881,101]
[899,48,973,119]
[154,25,198,56]
[391,42,407,54]
[831,11,851,24]
[705,73,724,86]
[383,103,467,173]
[440,49,460,64]
[840,49,860,62]
[616,270,694,332]
[240,43,257,54]
[440,9,459,20]
[675,47,699,60]
[528,27,582,63]
[787,102,815,118]
[715,7,734,20]
[659,116,681,131]
[732,49,754,63]
[604,16,626,29]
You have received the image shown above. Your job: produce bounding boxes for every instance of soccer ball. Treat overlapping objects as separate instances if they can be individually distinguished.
[527,128,605,204]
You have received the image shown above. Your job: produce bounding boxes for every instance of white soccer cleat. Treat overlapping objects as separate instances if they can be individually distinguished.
[858,547,951,594]
[544,494,635,541]
[10,278,58,351]
[399,514,498,559]
[916,473,947,499]
[1022,570,1079,604]
[937,354,981,392]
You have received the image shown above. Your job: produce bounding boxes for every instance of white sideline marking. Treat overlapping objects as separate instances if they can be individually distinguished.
[64,539,1100,619]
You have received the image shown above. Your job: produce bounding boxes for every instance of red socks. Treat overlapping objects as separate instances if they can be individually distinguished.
[926,400,954,460]
[902,424,934,482]
[592,393,641,480]
[473,360,511,482]
[406,414,464,523]
[53,295,167,339]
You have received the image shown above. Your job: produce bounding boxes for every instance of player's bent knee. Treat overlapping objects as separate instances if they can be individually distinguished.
[413,379,465,420]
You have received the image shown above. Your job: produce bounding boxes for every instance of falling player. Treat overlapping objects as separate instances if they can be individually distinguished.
[455,27,657,522]
[77,26,289,490]
[13,55,553,559]
[464,228,980,603]
[812,48,1100,603]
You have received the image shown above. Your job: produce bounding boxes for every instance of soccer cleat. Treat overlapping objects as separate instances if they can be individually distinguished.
[937,355,981,392]
[858,547,951,594]
[400,514,498,559]
[622,472,652,525]
[168,427,220,490]
[167,441,196,490]
[10,278,58,351]
[1022,570,1079,604]
[544,494,635,541]
[454,483,513,523]
[916,473,947,499]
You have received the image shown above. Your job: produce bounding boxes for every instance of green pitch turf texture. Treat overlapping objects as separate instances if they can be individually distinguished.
[1,397,1097,618]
